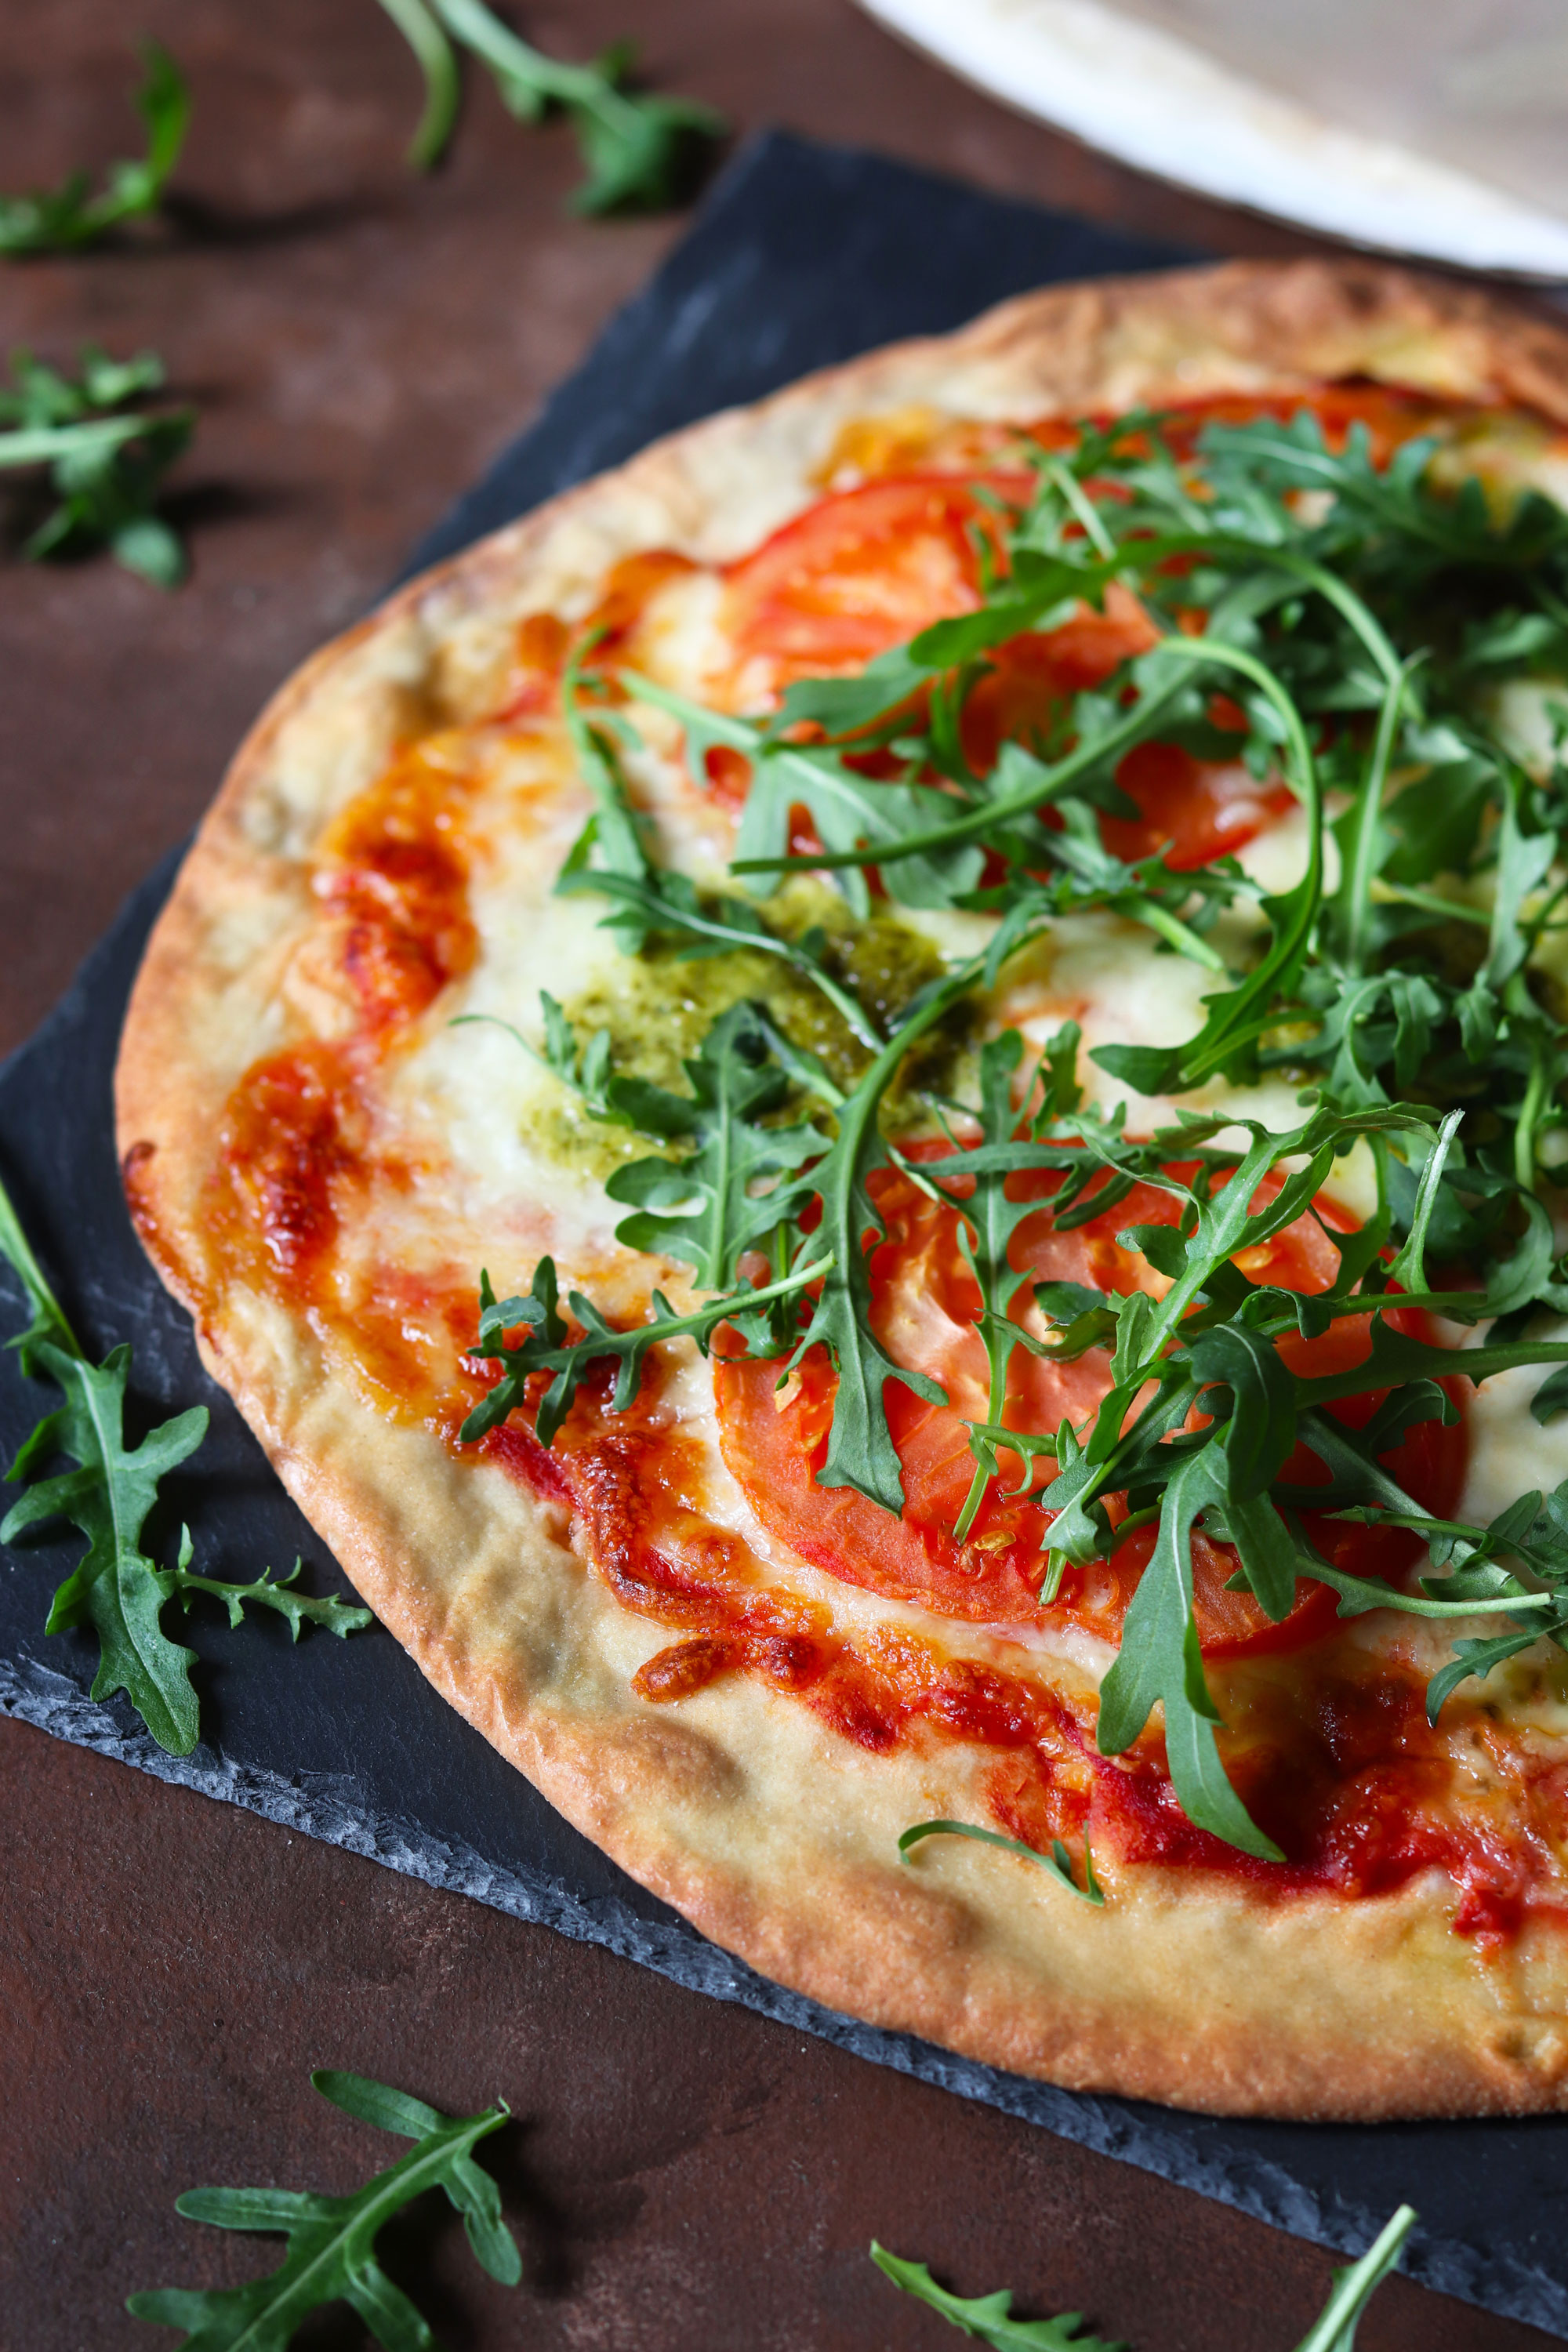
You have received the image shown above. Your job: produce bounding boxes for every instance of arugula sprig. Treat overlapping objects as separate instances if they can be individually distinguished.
[872,2242,1123,2351]
[0,1171,370,1755]
[159,1526,372,1646]
[0,343,193,584]
[872,2204,1415,2352]
[127,2068,519,2349]
[0,40,188,256]
[459,1248,829,1450]
[899,1816,1103,1906]
[376,0,724,206]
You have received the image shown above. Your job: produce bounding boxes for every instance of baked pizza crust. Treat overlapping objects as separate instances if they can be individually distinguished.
[116,259,1568,2119]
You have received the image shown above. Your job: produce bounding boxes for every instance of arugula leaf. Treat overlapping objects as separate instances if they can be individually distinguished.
[0,344,192,584]
[0,41,188,256]
[1,1330,207,1755]
[1424,1626,1566,1722]
[559,644,653,880]
[0,1169,369,1755]
[160,1526,372,1643]
[1092,633,1326,1096]
[871,2203,1414,2352]
[781,967,980,1511]
[378,0,724,207]
[1096,1440,1284,1860]
[898,1817,1103,1904]
[459,1250,828,1448]
[870,2244,1122,2351]
[1293,2207,1417,2352]
[602,1004,826,1287]
[126,2067,520,2348]
[375,0,463,168]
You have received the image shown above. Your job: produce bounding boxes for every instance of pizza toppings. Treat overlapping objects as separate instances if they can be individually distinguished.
[713,1150,1467,1647]
[203,372,1568,1911]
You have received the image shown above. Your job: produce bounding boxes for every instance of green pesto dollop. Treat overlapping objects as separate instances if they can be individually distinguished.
[519,890,967,1177]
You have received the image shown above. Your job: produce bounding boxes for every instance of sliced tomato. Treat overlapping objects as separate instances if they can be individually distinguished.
[956,585,1158,771]
[1099,739,1296,872]
[714,1151,1466,1646]
[721,473,1029,684]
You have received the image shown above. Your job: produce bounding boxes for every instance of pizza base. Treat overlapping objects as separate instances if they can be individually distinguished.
[117,258,1568,2119]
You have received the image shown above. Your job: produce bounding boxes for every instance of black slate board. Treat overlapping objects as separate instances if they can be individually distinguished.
[5,130,1567,2336]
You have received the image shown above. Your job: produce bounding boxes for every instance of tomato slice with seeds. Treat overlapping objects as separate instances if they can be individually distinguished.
[714,1151,1466,1649]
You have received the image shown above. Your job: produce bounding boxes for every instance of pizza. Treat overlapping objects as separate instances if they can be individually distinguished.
[116,258,1568,2119]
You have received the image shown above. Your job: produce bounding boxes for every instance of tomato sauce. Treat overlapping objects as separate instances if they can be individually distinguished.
[314,739,479,1036]
[212,1042,360,1286]
[202,735,482,1300]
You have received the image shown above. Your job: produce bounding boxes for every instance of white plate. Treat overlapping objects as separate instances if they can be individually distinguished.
[860,0,1568,278]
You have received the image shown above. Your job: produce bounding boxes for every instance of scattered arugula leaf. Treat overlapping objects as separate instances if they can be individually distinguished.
[0,40,188,256]
[871,2242,1122,2351]
[0,343,193,583]
[126,2067,520,2349]
[375,0,463,168]
[161,1526,372,1643]
[0,1168,372,1755]
[376,0,724,207]
[871,2202,1415,2352]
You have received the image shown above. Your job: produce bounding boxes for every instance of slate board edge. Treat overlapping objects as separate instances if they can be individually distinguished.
[2,130,1563,2336]
[9,1648,1560,2332]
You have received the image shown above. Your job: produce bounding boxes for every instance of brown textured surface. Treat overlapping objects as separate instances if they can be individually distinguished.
[0,0,1557,2343]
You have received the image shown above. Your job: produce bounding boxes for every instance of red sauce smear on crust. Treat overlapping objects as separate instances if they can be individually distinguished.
[212,1041,361,1282]
[314,740,479,1036]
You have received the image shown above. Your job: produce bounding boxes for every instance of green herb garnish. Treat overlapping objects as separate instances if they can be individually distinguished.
[375,0,724,206]
[0,1171,370,1755]
[898,1817,1104,1904]
[469,397,1568,1861]
[0,344,193,584]
[872,2202,1415,2351]
[126,2068,520,2347]
[0,40,188,256]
